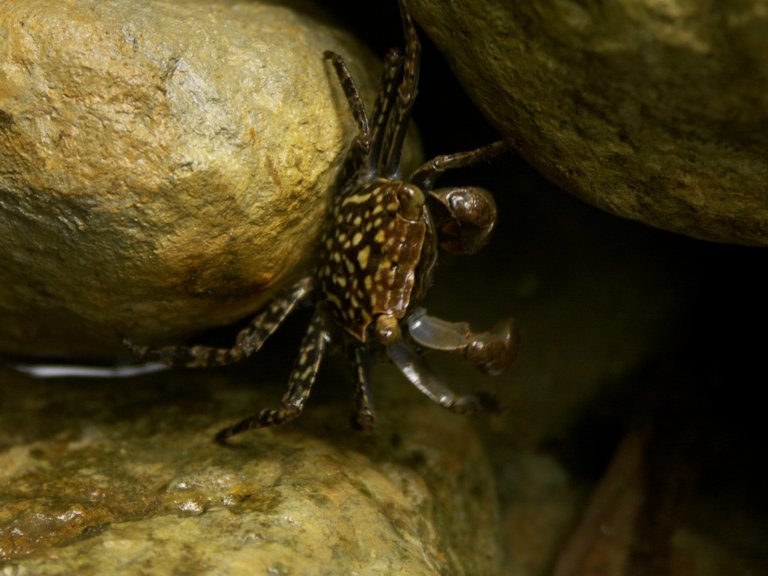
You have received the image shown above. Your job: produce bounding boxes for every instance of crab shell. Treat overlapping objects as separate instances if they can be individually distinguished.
[317,177,437,343]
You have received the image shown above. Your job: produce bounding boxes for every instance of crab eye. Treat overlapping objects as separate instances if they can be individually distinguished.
[396,184,425,221]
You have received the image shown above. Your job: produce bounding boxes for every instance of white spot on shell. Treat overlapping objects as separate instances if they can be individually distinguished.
[357,245,370,269]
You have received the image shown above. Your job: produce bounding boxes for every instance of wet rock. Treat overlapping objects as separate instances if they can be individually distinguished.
[0,0,391,358]
[0,363,500,574]
[407,0,768,245]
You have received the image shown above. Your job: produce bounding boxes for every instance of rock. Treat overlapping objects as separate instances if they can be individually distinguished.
[0,362,500,575]
[0,0,396,358]
[406,0,768,245]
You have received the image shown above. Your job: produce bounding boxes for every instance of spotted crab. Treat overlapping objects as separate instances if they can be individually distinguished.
[129,0,519,442]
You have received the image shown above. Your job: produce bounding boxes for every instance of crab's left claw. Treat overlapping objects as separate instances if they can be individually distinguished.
[406,308,519,375]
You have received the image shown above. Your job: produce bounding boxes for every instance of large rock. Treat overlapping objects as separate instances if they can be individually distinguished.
[0,0,388,358]
[407,0,768,245]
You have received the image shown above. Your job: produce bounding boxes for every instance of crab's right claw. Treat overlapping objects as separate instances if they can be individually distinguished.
[464,318,520,376]
[428,186,497,255]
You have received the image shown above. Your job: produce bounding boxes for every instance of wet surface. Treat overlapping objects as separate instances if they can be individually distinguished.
[1,357,500,574]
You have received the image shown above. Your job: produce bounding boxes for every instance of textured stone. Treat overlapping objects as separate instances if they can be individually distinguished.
[0,363,500,574]
[407,0,768,245]
[0,0,392,358]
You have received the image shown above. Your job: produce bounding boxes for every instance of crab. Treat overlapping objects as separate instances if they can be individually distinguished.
[128,0,519,443]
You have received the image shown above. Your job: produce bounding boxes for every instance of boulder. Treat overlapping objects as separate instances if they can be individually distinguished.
[0,0,386,358]
[408,0,768,245]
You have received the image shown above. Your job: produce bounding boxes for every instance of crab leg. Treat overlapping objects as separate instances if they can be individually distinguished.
[126,277,313,368]
[406,308,519,376]
[323,51,372,186]
[369,48,405,175]
[215,309,330,443]
[349,342,376,429]
[380,0,421,178]
[324,51,371,141]
[409,140,508,192]
[386,340,499,414]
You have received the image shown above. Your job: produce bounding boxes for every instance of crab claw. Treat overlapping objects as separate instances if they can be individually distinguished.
[385,340,500,414]
[463,318,520,376]
[427,186,497,254]
[406,308,519,375]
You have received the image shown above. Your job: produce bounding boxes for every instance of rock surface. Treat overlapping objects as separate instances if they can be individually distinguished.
[407,0,768,245]
[0,0,388,358]
[0,361,500,575]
